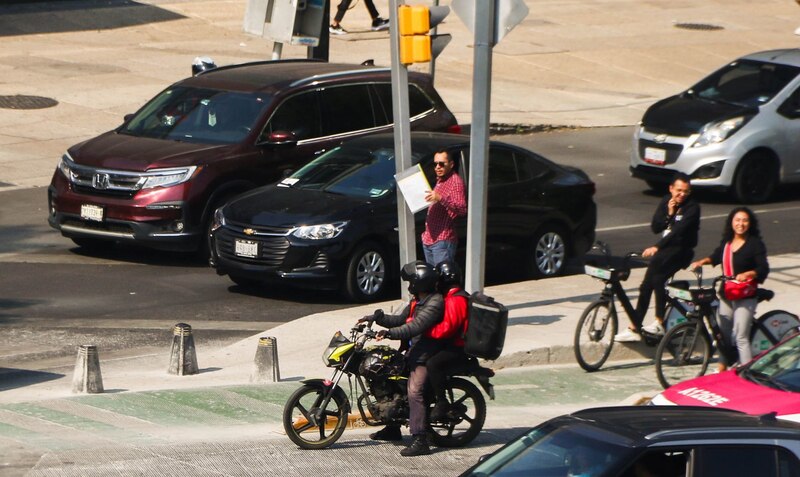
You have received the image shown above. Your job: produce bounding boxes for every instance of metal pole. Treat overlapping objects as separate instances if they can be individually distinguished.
[389,0,415,301]
[465,0,495,294]
[429,0,439,82]
[272,42,283,60]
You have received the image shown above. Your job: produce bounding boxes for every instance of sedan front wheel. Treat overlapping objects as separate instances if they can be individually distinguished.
[343,241,388,302]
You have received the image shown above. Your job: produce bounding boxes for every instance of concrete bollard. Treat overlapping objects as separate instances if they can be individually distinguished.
[168,323,199,376]
[250,336,280,383]
[72,345,104,394]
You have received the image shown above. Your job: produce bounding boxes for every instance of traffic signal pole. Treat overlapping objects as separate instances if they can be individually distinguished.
[464,0,495,294]
[388,0,416,300]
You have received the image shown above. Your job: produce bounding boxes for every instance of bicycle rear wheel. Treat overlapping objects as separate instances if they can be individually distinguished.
[655,322,712,389]
[750,310,800,356]
[574,300,617,371]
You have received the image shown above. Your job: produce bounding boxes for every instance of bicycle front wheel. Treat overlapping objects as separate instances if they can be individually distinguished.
[574,300,617,371]
[655,322,712,389]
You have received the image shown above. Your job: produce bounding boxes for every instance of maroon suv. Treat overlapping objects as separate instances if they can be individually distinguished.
[47,60,459,255]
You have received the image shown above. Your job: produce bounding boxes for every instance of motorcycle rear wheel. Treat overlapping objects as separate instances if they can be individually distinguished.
[283,384,349,449]
[429,377,486,447]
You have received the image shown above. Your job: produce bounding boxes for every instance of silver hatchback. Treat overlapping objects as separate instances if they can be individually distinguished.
[630,49,800,203]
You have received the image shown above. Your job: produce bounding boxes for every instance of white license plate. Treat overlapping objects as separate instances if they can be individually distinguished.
[644,147,666,165]
[234,239,259,258]
[80,204,104,222]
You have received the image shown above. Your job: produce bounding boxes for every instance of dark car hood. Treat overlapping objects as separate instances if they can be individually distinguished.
[224,185,380,227]
[642,94,756,136]
[68,131,234,171]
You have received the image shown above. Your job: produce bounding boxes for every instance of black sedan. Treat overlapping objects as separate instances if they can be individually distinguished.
[209,132,596,302]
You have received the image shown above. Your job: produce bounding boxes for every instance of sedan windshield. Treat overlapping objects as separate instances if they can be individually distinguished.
[690,59,800,108]
[119,86,270,145]
[281,146,421,199]
[465,422,632,477]
[742,334,800,392]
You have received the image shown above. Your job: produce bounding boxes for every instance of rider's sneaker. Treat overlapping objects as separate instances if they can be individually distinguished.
[614,329,642,342]
[370,425,402,441]
[641,321,665,336]
[430,401,450,421]
[400,434,431,457]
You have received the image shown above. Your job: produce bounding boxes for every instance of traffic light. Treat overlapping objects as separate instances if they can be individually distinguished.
[397,4,451,65]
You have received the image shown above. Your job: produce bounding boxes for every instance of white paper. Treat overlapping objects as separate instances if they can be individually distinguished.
[394,164,432,213]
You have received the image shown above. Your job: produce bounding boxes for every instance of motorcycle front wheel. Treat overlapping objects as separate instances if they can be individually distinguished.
[283,384,349,449]
[429,377,486,448]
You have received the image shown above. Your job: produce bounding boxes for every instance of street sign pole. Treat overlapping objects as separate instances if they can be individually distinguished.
[464,0,495,294]
[389,0,415,300]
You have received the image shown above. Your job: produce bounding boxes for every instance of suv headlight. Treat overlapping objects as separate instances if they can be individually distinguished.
[140,166,198,189]
[691,116,749,148]
[291,221,348,240]
[58,153,74,179]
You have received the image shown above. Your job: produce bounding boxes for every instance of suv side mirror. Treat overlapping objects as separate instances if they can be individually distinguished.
[265,131,299,146]
[123,113,134,123]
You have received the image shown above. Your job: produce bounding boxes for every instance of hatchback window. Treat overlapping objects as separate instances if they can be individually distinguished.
[319,85,377,136]
[282,146,419,198]
[121,86,269,145]
[691,60,800,108]
[373,83,436,120]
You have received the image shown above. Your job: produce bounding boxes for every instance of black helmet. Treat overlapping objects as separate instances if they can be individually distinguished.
[435,260,462,290]
[401,261,438,295]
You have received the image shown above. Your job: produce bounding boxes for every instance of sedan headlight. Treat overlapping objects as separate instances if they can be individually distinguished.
[210,207,226,233]
[691,116,749,148]
[140,166,198,189]
[291,221,348,240]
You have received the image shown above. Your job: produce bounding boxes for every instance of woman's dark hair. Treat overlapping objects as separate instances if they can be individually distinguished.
[722,206,761,242]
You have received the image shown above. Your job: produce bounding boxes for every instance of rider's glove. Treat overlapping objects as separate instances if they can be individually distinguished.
[376,330,389,340]
[358,309,384,324]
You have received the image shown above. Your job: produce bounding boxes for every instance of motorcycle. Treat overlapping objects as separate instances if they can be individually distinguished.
[282,319,495,449]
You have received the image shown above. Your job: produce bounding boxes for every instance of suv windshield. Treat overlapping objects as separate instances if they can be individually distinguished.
[691,59,800,108]
[120,86,270,145]
[742,334,800,392]
[281,146,422,199]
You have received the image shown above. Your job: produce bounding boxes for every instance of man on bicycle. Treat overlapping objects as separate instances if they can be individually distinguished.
[615,172,700,342]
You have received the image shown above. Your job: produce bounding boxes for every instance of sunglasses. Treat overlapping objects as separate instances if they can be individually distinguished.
[434,161,449,167]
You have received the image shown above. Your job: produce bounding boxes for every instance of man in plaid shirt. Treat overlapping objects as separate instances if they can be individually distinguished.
[422,150,467,265]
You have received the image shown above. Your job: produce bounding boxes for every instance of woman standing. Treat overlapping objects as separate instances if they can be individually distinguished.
[690,207,769,372]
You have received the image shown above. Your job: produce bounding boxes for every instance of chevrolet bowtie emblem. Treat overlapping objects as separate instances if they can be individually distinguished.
[654,134,668,144]
[243,228,255,235]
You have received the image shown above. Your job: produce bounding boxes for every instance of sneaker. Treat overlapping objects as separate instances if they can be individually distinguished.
[329,24,347,35]
[641,321,665,336]
[400,435,431,457]
[371,17,390,31]
[614,329,642,342]
[430,401,450,422]
[369,425,402,441]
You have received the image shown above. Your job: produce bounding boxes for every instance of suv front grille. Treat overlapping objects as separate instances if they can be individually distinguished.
[216,227,290,266]
[73,184,137,199]
[67,163,143,198]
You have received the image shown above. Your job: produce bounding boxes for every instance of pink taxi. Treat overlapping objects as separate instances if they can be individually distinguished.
[650,331,800,423]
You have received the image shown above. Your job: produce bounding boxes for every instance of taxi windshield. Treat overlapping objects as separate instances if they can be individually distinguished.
[744,334,800,392]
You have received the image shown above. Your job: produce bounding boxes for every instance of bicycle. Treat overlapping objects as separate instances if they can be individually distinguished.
[654,270,799,388]
[574,241,685,371]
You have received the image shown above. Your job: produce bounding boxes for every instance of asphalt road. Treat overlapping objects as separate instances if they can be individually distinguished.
[3,126,800,373]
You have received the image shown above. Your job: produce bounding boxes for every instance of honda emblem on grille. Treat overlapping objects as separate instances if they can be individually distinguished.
[93,173,110,189]
[243,228,255,235]
[654,134,668,144]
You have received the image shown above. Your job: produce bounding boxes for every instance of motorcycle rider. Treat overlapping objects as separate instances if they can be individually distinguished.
[368,260,444,457]
[426,260,470,421]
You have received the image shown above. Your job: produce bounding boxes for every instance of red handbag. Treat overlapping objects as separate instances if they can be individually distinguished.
[722,242,756,300]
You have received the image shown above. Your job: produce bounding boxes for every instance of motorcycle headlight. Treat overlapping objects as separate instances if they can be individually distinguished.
[140,166,198,189]
[691,116,749,148]
[210,207,226,233]
[291,221,348,240]
[58,153,74,180]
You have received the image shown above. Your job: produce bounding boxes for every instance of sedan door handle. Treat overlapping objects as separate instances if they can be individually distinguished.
[314,149,326,155]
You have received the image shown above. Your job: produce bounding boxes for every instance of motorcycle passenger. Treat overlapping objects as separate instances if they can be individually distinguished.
[371,260,444,457]
[426,260,470,422]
